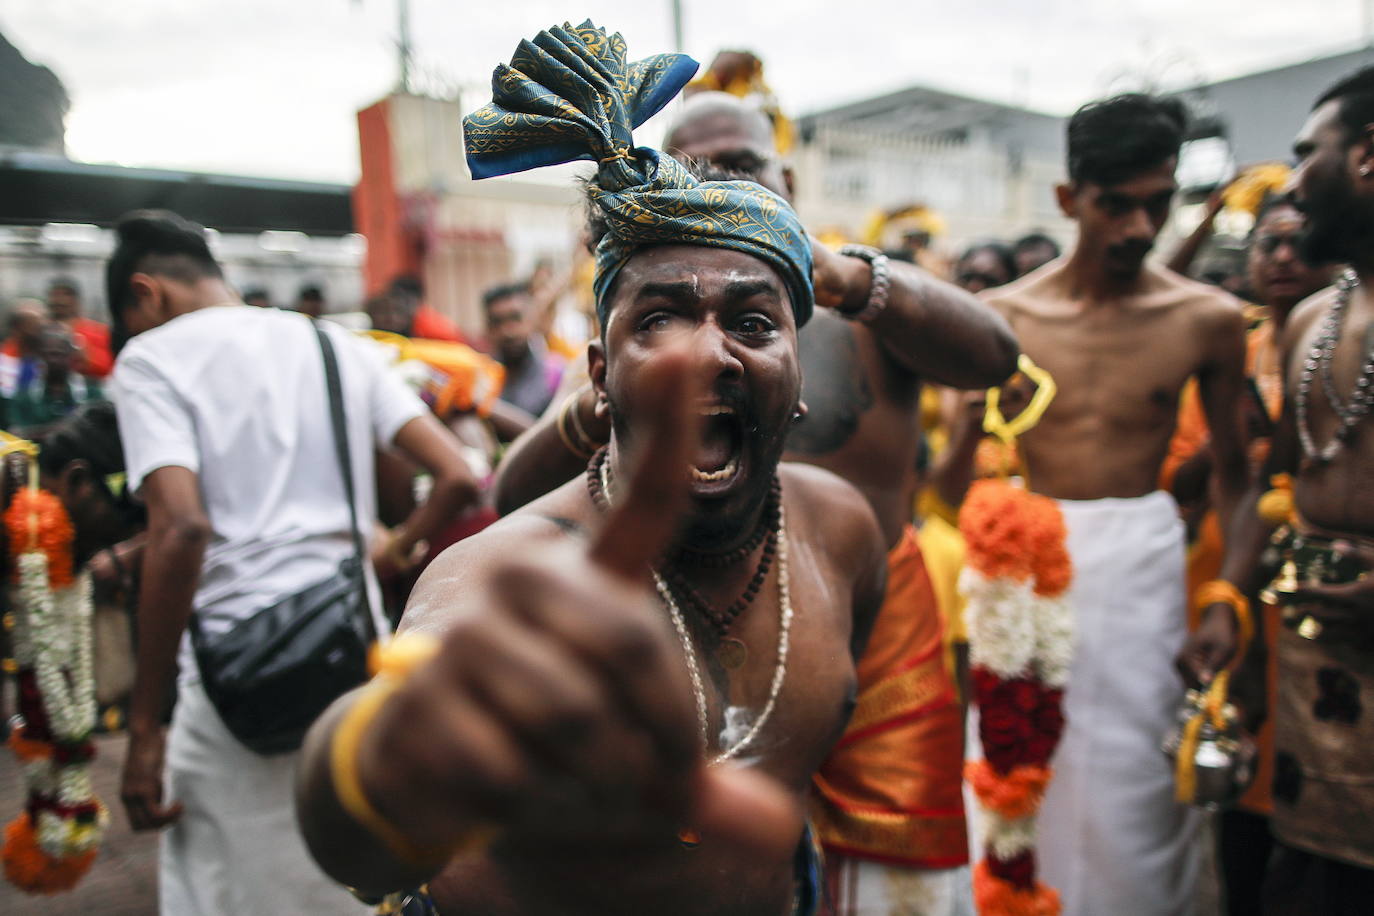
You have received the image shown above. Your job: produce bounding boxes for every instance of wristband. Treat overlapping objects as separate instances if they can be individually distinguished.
[329,634,494,868]
[1194,579,1255,648]
[556,390,598,460]
[567,386,605,452]
[835,245,891,323]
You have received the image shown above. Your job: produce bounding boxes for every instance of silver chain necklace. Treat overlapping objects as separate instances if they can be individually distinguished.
[600,459,793,762]
[1297,270,1374,465]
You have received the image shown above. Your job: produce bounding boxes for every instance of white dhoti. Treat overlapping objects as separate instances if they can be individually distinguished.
[1039,492,1199,916]
[826,854,974,916]
[160,681,368,915]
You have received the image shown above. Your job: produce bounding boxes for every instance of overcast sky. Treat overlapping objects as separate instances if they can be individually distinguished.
[3,0,1368,183]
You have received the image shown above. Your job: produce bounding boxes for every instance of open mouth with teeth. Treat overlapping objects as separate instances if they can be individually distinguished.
[692,403,745,487]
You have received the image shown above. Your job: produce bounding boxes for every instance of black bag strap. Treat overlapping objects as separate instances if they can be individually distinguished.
[190,321,377,648]
[313,320,375,637]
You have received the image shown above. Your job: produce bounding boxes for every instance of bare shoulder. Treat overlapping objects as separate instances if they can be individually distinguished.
[1282,285,1339,352]
[1149,265,1243,320]
[401,481,590,634]
[982,261,1068,317]
[779,462,885,569]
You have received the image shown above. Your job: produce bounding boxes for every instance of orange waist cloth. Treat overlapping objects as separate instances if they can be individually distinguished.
[811,526,968,868]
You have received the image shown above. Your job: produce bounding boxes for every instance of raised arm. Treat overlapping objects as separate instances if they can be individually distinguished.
[492,351,607,515]
[1165,190,1224,276]
[811,242,1019,388]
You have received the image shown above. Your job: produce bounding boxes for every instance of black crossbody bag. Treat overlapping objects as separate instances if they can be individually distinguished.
[190,322,377,755]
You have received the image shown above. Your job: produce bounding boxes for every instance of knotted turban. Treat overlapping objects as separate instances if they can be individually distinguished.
[464,22,813,327]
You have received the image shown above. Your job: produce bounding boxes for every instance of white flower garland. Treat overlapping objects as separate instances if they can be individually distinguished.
[981,810,1039,860]
[9,555,107,860]
[1032,593,1075,689]
[961,567,1038,679]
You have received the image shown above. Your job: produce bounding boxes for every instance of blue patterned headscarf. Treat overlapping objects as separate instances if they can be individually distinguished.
[464,22,813,328]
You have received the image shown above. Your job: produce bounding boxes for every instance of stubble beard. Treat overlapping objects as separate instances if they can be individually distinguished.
[605,395,789,552]
[1299,173,1374,266]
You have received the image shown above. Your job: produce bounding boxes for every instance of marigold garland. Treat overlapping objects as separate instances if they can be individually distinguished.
[973,860,1062,916]
[2,476,105,894]
[961,478,1073,916]
[2,814,98,894]
[4,488,74,588]
[965,760,1053,820]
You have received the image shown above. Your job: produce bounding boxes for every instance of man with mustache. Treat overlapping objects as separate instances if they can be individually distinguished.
[983,93,1250,915]
[493,89,1019,914]
[296,24,891,915]
[1205,66,1374,914]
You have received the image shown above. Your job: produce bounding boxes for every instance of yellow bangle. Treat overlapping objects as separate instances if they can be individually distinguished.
[1194,579,1255,648]
[329,635,492,869]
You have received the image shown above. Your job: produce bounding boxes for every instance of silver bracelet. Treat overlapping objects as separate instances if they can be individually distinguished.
[835,244,890,323]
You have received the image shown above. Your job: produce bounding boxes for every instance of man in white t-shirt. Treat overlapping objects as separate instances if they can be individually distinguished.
[106,210,478,914]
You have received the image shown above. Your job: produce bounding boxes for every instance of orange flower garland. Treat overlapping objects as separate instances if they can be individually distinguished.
[973,861,1062,916]
[4,488,74,588]
[2,816,98,894]
[961,479,1038,582]
[961,478,1073,916]
[6,723,53,764]
[965,760,1053,820]
[2,475,104,894]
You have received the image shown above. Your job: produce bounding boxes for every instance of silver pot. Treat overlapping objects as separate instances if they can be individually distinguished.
[1161,690,1256,810]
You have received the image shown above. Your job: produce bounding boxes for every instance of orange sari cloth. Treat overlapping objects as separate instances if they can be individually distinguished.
[811,527,969,867]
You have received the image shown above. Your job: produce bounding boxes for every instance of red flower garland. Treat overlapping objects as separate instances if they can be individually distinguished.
[961,479,1073,916]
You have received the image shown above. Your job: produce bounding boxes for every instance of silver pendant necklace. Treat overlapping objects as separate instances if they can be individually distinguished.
[1297,270,1374,465]
[599,458,793,762]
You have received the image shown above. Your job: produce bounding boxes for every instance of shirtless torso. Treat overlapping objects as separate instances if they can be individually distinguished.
[1280,284,1374,536]
[985,259,1249,501]
[786,309,924,546]
[408,461,885,915]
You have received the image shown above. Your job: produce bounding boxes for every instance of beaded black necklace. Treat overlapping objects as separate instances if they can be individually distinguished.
[1297,270,1374,465]
[585,446,780,646]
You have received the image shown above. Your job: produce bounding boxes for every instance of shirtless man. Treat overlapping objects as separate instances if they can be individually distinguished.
[983,93,1249,915]
[296,25,887,915]
[1207,67,1374,915]
[493,90,1017,914]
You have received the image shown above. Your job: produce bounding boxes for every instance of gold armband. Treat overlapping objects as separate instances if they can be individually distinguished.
[1194,579,1255,648]
[555,389,599,460]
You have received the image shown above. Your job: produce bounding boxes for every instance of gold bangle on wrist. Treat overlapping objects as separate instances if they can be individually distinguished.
[556,391,596,460]
[329,634,494,869]
[1194,579,1255,647]
[566,386,605,453]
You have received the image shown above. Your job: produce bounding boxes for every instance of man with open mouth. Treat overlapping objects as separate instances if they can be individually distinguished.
[492,66,1019,916]
[295,22,891,916]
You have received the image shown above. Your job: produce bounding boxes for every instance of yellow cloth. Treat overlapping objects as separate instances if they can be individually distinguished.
[916,495,968,687]
[362,331,505,418]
